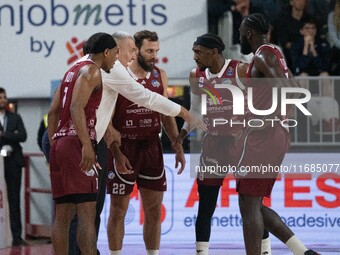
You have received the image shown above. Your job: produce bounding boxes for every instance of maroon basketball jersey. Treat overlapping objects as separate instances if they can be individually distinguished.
[246,44,289,119]
[53,60,102,141]
[193,59,243,136]
[113,66,164,139]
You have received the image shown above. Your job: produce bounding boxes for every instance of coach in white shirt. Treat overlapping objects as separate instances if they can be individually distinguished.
[95,32,196,144]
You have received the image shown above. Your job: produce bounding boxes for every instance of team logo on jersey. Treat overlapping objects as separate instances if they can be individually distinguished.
[151,79,160,87]
[200,86,222,106]
[222,78,232,84]
[108,171,115,180]
[153,69,159,78]
[226,66,234,76]
[198,77,205,87]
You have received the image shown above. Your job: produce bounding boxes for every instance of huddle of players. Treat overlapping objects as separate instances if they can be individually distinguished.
[48,12,321,255]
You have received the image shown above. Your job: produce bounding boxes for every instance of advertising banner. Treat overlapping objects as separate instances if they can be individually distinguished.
[98,153,340,247]
[0,0,207,98]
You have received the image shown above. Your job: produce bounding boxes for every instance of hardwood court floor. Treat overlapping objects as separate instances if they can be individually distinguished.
[0,243,339,255]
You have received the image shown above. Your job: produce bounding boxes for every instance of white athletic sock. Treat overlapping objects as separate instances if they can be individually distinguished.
[196,241,209,255]
[146,250,159,255]
[109,250,122,255]
[285,235,308,255]
[261,237,272,255]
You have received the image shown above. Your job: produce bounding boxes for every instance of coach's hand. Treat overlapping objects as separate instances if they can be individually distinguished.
[178,106,206,132]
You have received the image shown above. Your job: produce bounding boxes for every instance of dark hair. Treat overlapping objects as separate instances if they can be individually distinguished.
[0,87,6,94]
[82,40,91,55]
[134,30,158,49]
[244,13,269,35]
[86,32,117,54]
[300,16,317,29]
[194,33,225,53]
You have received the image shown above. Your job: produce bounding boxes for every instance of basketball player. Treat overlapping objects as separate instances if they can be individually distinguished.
[232,13,321,255]
[95,30,201,255]
[106,30,185,255]
[176,33,272,255]
[47,32,118,255]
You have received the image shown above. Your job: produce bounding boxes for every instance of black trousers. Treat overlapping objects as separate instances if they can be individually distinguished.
[69,139,108,255]
[4,157,23,242]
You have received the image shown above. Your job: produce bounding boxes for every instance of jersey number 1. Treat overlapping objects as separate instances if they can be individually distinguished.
[62,87,69,108]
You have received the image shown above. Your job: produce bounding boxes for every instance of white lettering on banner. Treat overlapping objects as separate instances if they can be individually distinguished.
[97,153,340,246]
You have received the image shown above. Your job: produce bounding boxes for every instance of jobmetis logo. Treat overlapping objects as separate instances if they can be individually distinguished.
[66,37,86,65]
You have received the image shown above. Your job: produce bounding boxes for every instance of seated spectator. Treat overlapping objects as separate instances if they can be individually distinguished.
[291,16,339,135]
[276,0,310,70]
[291,16,332,97]
[328,0,340,75]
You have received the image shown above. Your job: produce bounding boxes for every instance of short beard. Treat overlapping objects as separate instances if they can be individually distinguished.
[240,37,252,55]
[137,54,153,72]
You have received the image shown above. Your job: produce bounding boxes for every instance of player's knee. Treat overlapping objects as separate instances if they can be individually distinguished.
[238,194,262,216]
[144,205,162,222]
[109,205,128,220]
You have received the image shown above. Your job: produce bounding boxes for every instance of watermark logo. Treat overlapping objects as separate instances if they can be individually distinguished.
[200,80,312,128]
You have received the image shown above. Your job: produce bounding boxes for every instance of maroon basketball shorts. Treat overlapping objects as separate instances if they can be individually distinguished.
[229,124,290,197]
[107,137,166,195]
[197,134,234,187]
[50,136,98,201]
